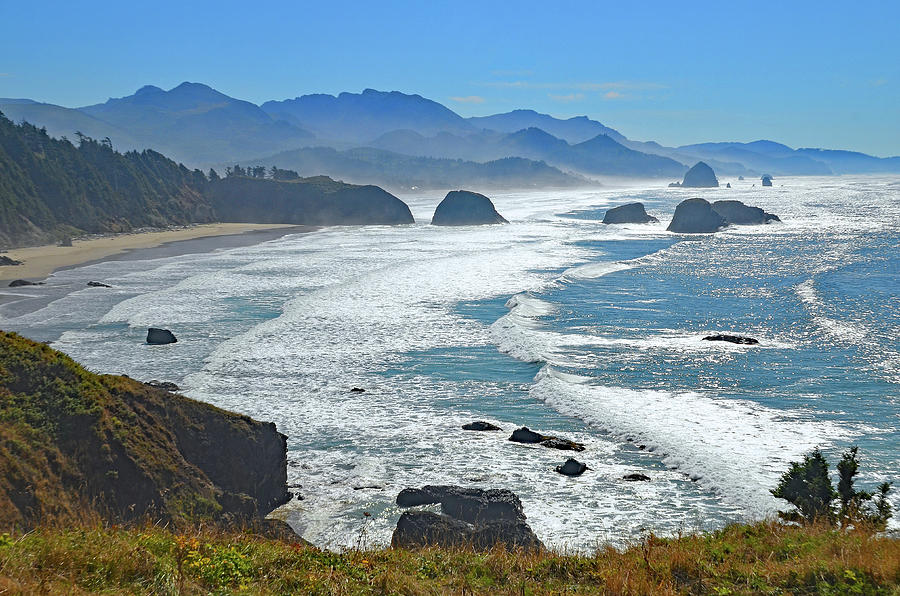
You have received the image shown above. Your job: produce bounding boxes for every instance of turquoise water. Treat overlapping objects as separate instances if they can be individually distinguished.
[0,176,897,550]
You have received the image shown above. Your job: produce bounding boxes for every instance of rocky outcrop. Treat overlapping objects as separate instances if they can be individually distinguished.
[87,281,112,288]
[0,331,291,531]
[146,328,177,345]
[623,473,651,482]
[556,458,588,476]
[207,176,414,226]
[702,334,759,345]
[602,203,659,224]
[8,279,43,287]
[0,256,22,266]
[711,200,780,225]
[392,486,543,551]
[681,162,719,188]
[666,198,727,233]
[761,175,773,187]
[462,421,501,431]
[431,191,508,226]
[508,427,585,451]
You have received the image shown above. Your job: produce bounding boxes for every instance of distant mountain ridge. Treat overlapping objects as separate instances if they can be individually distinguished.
[2,82,897,177]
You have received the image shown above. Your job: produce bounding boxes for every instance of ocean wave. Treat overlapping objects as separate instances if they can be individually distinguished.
[530,366,848,515]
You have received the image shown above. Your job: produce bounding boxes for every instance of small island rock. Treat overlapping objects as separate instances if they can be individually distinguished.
[87,281,112,288]
[147,328,177,345]
[681,162,719,188]
[702,334,759,345]
[623,473,651,481]
[666,198,727,233]
[8,279,43,287]
[761,175,773,187]
[602,203,659,224]
[431,190,508,226]
[462,421,502,431]
[556,458,588,476]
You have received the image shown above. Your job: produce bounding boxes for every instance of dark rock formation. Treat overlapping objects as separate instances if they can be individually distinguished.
[681,161,719,188]
[668,182,682,188]
[144,380,180,392]
[702,334,759,345]
[508,427,585,451]
[602,203,659,224]
[761,174,773,186]
[146,328,177,345]
[462,421,501,431]
[392,485,543,551]
[87,281,112,288]
[711,200,780,225]
[0,331,291,531]
[726,183,731,188]
[623,473,651,482]
[208,176,415,226]
[431,190,508,226]
[0,256,22,266]
[509,426,547,444]
[666,198,727,233]
[556,458,588,476]
[8,279,42,287]
[350,387,366,393]
[540,437,586,452]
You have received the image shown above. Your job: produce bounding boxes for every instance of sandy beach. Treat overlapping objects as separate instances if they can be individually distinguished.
[0,223,299,283]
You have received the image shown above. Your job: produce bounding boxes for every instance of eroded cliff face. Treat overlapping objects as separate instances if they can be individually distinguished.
[0,331,289,530]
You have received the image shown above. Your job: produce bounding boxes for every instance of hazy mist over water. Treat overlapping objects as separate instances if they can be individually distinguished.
[1,175,897,550]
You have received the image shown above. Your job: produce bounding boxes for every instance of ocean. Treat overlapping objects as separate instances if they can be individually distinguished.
[1,175,897,551]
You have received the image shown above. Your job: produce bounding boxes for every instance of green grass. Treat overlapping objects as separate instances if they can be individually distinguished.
[0,521,897,595]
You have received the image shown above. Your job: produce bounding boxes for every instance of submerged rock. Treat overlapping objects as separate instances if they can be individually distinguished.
[8,279,43,287]
[146,328,177,345]
[462,421,502,431]
[431,190,508,226]
[556,458,588,476]
[711,200,780,225]
[392,485,542,551]
[702,334,759,345]
[666,198,727,233]
[602,202,659,224]
[623,473,651,482]
[681,162,719,188]
[87,281,112,288]
[540,437,586,452]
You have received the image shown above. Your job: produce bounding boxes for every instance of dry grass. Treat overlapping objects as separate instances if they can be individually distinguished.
[0,520,897,595]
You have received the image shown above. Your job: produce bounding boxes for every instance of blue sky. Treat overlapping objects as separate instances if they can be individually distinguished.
[2,0,898,155]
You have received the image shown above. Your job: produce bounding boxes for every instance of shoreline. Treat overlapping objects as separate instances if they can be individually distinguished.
[0,223,304,284]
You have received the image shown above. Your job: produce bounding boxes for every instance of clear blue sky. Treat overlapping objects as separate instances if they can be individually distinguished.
[2,0,898,156]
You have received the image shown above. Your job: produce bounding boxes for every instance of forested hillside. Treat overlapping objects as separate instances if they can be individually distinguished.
[0,112,213,247]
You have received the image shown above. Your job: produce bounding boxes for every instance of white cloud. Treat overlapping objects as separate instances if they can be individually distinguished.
[603,91,625,100]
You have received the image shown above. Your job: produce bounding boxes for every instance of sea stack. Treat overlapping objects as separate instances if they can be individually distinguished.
[602,202,659,224]
[431,190,508,226]
[681,161,719,188]
[761,175,773,187]
[667,198,727,233]
[147,327,177,345]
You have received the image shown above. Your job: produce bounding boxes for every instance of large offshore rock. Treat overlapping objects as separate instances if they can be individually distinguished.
[681,161,719,187]
[667,198,727,233]
[602,202,659,224]
[146,328,177,345]
[431,190,508,226]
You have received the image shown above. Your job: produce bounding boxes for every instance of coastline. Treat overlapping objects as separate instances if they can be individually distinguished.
[0,223,302,284]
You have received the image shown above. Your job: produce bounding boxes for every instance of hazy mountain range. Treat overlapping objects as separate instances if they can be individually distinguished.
[2,82,898,189]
